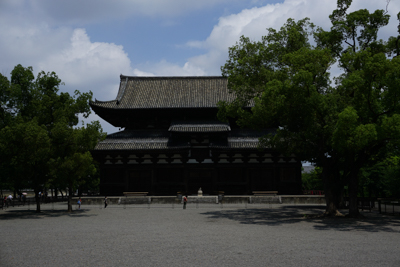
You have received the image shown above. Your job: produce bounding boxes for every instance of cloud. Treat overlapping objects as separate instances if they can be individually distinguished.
[0,18,133,133]
[0,0,241,26]
[133,69,155,77]
[42,28,133,100]
[1,0,398,134]
[157,0,400,76]
[141,0,339,76]
[0,20,132,99]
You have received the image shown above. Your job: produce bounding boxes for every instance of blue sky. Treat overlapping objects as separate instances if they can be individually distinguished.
[0,0,398,134]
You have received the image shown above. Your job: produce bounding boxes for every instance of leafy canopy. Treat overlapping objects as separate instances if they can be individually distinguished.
[0,64,106,211]
[219,0,400,215]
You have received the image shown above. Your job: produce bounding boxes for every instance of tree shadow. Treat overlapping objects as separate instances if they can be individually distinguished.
[201,205,400,233]
[0,209,97,220]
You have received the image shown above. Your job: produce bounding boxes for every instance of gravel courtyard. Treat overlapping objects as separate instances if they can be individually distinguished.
[1,203,400,267]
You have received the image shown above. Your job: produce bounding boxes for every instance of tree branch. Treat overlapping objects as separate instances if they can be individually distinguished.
[384,0,391,16]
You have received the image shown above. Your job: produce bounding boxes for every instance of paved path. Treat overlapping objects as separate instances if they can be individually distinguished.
[1,203,400,267]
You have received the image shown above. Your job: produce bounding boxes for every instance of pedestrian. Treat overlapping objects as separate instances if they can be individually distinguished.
[183,195,187,209]
[77,198,82,210]
[104,196,108,208]
[7,194,13,206]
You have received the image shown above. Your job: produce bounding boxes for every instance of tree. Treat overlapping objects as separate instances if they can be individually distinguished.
[219,0,400,216]
[50,120,105,212]
[0,64,105,212]
[0,119,51,212]
[359,146,400,198]
[302,167,323,193]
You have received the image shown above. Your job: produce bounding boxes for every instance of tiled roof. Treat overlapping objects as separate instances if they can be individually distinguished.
[210,129,274,149]
[93,129,274,151]
[90,76,235,109]
[94,130,190,151]
[169,120,231,133]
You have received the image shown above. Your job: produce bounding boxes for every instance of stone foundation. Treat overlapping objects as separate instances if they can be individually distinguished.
[73,195,325,205]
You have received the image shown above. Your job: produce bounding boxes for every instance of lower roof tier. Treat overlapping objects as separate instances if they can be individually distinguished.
[93,129,274,151]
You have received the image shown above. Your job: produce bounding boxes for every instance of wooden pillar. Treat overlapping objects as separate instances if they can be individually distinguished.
[272,152,280,192]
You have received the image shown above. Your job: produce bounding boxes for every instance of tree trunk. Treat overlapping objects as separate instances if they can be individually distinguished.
[67,184,73,212]
[322,163,343,216]
[324,184,344,216]
[34,189,41,213]
[348,172,360,217]
[346,156,366,217]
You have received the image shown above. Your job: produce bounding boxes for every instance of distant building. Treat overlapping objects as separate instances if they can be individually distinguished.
[90,76,302,196]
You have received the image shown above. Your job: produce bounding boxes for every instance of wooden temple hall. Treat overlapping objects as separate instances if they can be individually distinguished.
[90,76,301,196]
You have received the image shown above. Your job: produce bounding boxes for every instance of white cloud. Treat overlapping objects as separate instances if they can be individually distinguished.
[41,28,133,100]
[143,0,338,76]
[133,69,155,76]
[157,0,400,76]
[132,59,209,77]
[0,20,133,98]
[152,60,208,76]
[1,0,398,134]
[0,18,133,133]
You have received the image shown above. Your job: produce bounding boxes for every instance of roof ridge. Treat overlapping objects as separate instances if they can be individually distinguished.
[116,76,128,104]
[120,75,225,80]
[91,99,118,104]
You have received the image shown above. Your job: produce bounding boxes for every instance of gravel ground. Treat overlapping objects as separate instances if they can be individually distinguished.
[1,202,400,267]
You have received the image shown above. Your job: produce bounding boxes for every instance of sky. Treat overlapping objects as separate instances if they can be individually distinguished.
[1,0,399,134]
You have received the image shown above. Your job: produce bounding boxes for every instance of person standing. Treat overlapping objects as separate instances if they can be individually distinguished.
[183,195,187,209]
[7,194,13,206]
[77,198,82,210]
[104,196,108,208]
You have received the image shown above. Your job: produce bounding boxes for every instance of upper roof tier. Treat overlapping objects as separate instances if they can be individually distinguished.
[90,75,235,110]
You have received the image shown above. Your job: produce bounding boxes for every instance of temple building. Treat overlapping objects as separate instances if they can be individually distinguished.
[90,76,301,196]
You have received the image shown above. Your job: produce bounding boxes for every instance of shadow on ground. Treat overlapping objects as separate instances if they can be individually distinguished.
[201,205,400,232]
[0,209,97,220]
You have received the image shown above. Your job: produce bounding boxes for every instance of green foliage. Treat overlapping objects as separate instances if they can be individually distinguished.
[381,165,400,198]
[0,118,51,200]
[302,167,323,191]
[49,119,106,194]
[332,107,378,153]
[360,154,400,198]
[0,64,105,211]
[219,0,400,215]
